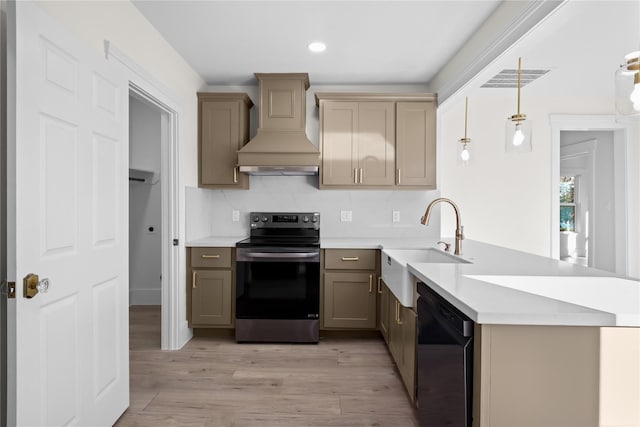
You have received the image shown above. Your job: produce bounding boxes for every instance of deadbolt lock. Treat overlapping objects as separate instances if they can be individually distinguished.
[23,273,39,298]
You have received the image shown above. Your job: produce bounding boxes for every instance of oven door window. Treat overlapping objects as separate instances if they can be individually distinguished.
[236,254,320,319]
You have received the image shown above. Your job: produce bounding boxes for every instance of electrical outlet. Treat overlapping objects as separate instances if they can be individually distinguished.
[392,211,400,223]
[340,210,352,222]
[232,210,240,222]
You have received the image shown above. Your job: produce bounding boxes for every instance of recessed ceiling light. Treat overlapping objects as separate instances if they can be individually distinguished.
[308,41,326,53]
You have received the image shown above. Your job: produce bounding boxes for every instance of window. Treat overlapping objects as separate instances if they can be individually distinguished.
[560,176,576,232]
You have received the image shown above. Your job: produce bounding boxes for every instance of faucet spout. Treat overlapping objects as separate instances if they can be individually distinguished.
[420,197,464,255]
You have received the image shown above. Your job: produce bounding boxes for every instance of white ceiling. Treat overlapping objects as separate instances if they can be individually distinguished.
[133,0,640,102]
[132,0,502,85]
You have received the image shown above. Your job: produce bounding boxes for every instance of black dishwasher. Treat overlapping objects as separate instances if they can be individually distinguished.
[417,281,474,427]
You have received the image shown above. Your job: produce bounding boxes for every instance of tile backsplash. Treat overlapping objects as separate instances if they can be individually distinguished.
[186,178,441,242]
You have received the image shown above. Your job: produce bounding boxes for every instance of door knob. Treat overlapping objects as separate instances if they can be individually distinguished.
[23,274,50,298]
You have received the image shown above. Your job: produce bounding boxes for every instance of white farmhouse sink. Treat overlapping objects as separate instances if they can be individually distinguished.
[381,248,471,307]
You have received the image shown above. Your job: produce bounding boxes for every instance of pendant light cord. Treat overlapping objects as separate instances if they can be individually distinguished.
[517,57,522,116]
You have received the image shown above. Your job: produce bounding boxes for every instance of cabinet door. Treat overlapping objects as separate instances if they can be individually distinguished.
[323,271,377,329]
[388,295,402,363]
[399,305,417,402]
[198,94,250,189]
[378,279,390,344]
[358,102,395,186]
[191,270,233,326]
[321,101,359,185]
[396,101,436,188]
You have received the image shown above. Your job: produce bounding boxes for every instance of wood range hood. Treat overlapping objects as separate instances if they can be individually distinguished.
[237,73,320,176]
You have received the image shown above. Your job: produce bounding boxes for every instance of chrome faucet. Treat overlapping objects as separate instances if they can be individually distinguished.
[421,198,464,255]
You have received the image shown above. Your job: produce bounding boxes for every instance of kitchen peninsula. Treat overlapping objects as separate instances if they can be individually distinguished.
[187,235,640,427]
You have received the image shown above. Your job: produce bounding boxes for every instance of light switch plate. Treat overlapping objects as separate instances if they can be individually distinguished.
[392,211,400,222]
[232,210,240,222]
[340,210,352,222]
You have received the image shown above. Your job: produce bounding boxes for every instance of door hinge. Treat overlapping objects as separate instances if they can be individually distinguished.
[7,281,16,299]
[173,239,179,246]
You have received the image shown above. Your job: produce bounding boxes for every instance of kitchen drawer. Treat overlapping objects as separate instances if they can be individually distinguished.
[324,249,376,270]
[190,247,232,268]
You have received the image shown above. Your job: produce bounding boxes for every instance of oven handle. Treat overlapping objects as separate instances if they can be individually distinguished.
[242,251,319,259]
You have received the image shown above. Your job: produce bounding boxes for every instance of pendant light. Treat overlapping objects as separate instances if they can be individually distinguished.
[505,57,532,153]
[615,51,640,120]
[458,97,472,166]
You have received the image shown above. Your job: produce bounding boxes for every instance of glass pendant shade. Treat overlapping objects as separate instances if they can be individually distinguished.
[615,51,640,121]
[457,139,472,166]
[505,117,532,153]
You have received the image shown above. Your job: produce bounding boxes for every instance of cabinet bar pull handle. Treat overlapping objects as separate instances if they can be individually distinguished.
[354,168,358,184]
[359,168,364,184]
[201,254,221,259]
[369,275,373,293]
[395,300,399,323]
[192,271,197,289]
[377,276,382,294]
[397,168,401,185]
[397,301,403,325]
[341,257,359,261]
[233,166,238,183]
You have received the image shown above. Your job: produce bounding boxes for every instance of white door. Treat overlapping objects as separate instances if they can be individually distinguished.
[10,2,129,425]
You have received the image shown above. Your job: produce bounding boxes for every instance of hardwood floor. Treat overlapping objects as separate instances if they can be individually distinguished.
[116,306,418,426]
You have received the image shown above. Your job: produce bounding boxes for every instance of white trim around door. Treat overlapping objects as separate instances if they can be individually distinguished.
[104,41,190,350]
[550,115,638,278]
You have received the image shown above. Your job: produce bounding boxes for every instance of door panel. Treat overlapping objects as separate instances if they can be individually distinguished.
[11,2,129,425]
[321,101,358,185]
[396,101,436,187]
[358,102,395,186]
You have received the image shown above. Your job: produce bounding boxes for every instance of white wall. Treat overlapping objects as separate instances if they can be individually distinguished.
[438,93,620,257]
[439,92,640,278]
[186,83,441,242]
[129,96,162,305]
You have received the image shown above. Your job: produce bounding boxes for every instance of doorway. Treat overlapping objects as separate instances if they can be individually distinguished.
[550,115,634,276]
[559,138,596,268]
[129,93,165,348]
[105,41,188,350]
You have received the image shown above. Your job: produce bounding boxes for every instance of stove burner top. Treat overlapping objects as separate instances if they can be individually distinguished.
[238,212,320,249]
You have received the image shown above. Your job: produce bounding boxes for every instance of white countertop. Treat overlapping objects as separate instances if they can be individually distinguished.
[186,236,246,247]
[186,235,639,327]
[405,240,640,327]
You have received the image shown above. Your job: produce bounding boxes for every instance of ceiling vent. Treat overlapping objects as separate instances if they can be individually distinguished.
[481,69,550,88]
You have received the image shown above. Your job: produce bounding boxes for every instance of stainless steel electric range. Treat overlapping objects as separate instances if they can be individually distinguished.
[235,212,320,343]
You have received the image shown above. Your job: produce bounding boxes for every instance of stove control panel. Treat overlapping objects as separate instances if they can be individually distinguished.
[250,212,320,229]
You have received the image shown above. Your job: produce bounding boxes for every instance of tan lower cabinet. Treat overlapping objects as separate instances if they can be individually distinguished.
[323,271,377,329]
[187,247,235,328]
[387,290,417,402]
[378,278,390,343]
[191,270,232,326]
[322,249,378,330]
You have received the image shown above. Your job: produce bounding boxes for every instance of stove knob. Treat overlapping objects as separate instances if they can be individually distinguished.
[302,216,309,223]
[262,216,269,222]
[311,216,318,223]
[252,215,260,223]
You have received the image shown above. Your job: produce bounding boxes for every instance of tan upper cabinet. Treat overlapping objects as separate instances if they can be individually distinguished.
[198,92,253,189]
[316,93,436,190]
[319,100,395,187]
[396,101,436,188]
